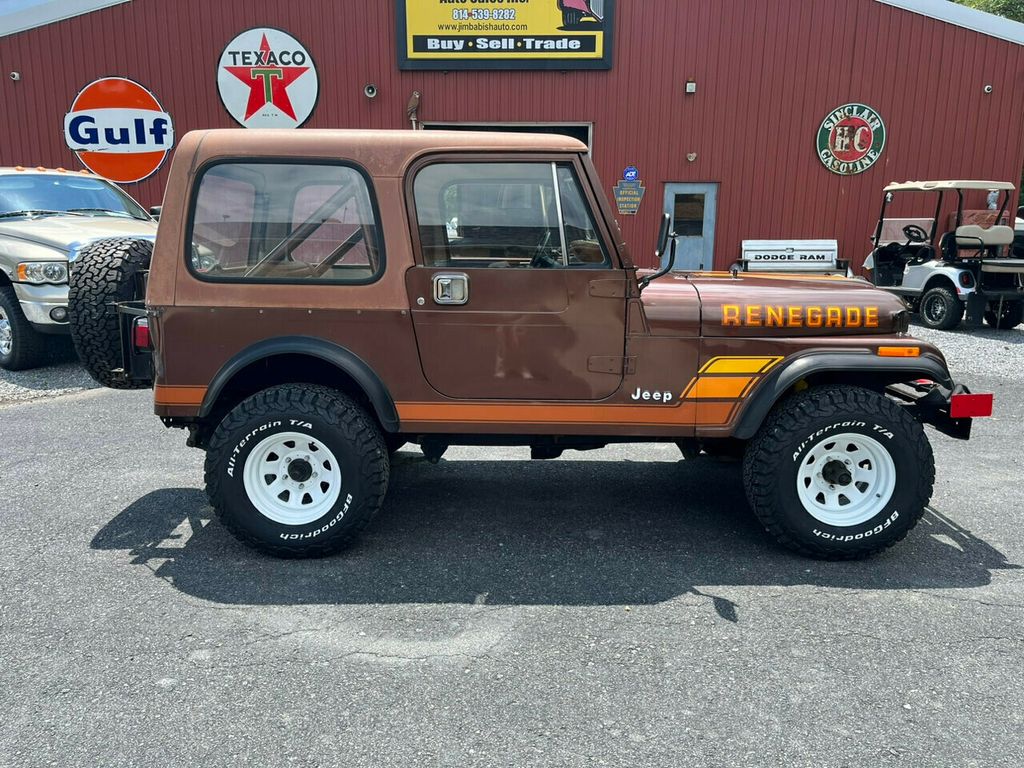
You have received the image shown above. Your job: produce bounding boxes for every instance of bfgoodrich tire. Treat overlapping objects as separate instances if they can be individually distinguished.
[204,384,390,558]
[742,386,934,560]
[67,237,153,389]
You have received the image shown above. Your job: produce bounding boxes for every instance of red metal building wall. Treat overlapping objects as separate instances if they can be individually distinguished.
[1,0,1022,270]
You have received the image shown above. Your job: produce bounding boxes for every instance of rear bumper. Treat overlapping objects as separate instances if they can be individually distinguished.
[886,381,991,440]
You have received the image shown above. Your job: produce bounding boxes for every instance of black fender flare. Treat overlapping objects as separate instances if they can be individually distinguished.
[732,350,954,440]
[198,336,400,432]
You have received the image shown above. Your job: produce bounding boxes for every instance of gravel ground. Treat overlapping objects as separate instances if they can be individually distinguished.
[0,342,97,407]
[911,321,1024,379]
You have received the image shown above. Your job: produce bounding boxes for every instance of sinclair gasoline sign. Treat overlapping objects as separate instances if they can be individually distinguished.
[817,103,887,176]
[397,0,614,70]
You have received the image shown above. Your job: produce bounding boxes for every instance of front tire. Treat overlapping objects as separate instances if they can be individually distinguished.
[918,285,963,330]
[0,285,46,371]
[984,300,1024,330]
[204,384,389,557]
[743,386,934,559]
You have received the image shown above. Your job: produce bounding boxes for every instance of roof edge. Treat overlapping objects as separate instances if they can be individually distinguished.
[875,0,1024,46]
[0,0,131,39]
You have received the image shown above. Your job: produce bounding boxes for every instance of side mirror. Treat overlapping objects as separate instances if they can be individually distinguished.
[654,212,671,262]
[149,205,162,220]
[640,213,676,292]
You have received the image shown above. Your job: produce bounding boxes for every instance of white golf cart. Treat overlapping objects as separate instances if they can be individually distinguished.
[864,180,1024,330]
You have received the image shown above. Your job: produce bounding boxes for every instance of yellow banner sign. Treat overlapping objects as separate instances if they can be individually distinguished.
[397,0,614,70]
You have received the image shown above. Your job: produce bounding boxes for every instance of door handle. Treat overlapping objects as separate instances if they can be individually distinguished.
[432,273,469,305]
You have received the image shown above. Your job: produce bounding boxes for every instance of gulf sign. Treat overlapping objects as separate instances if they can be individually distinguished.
[63,77,174,183]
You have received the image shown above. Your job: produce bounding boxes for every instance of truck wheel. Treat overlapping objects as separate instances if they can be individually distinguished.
[0,285,47,371]
[918,285,963,330]
[204,384,390,558]
[743,386,933,560]
[984,301,1024,330]
[562,9,582,26]
[67,237,153,389]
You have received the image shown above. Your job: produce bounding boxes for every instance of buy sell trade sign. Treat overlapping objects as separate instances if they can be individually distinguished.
[63,77,174,184]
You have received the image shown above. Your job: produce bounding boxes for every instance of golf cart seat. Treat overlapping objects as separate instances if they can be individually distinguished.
[954,224,1014,251]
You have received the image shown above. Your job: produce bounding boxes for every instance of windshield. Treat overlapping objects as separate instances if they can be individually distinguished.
[0,174,149,219]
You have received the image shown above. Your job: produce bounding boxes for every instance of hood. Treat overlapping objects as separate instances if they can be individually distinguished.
[642,272,909,337]
[0,215,157,255]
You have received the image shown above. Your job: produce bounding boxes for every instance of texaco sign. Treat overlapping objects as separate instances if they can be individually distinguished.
[217,27,319,128]
[817,103,886,176]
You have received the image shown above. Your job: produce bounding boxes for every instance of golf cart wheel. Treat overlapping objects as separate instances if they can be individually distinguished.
[67,237,153,389]
[204,384,390,558]
[984,301,1024,330]
[0,285,47,371]
[742,386,933,560]
[919,285,963,330]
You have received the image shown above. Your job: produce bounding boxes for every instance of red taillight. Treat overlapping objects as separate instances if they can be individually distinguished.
[950,393,993,419]
[133,317,151,350]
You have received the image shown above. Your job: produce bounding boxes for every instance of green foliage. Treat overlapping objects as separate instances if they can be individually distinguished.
[951,0,1024,23]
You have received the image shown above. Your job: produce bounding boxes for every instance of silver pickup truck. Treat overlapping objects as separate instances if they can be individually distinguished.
[0,168,157,370]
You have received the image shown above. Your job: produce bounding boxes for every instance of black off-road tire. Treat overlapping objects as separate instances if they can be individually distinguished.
[918,285,963,330]
[562,9,583,26]
[0,285,47,371]
[204,384,390,558]
[984,300,1024,330]
[67,237,153,389]
[742,386,934,560]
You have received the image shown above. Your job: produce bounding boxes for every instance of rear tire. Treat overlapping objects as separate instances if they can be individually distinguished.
[984,300,1024,330]
[562,9,583,26]
[0,285,47,371]
[67,238,153,389]
[743,386,933,560]
[918,285,963,330]
[204,384,390,558]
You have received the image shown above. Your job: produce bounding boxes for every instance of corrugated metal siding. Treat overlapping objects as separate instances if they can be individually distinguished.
[1,0,1022,269]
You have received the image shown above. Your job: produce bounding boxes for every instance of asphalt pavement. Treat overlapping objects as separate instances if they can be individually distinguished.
[1,339,1022,767]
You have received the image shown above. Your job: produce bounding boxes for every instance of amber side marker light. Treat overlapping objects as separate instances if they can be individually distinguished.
[878,346,921,357]
[950,393,994,419]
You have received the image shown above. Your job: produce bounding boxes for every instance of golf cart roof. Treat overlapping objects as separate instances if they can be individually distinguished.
[884,180,1016,192]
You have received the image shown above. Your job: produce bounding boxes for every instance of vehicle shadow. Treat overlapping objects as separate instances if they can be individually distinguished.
[91,455,1017,609]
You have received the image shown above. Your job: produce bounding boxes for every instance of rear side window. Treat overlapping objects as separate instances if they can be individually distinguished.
[188,162,383,283]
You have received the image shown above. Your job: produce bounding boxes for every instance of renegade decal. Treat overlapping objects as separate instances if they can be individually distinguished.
[721,305,879,328]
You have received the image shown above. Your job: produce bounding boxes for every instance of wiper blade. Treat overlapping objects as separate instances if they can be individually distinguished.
[0,209,86,219]
[66,208,136,218]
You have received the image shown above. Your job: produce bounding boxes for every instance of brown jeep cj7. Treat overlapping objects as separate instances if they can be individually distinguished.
[68,130,993,560]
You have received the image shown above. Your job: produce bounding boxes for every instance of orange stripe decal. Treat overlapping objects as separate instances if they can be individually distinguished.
[396,401,728,427]
[700,356,783,375]
[686,376,754,400]
[154,385,207,406]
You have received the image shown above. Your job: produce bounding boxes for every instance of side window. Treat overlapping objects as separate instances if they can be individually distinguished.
[414,162,609,269]
[188,163,383,284]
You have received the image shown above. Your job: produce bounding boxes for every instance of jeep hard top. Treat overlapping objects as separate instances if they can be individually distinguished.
[68,129,992,560]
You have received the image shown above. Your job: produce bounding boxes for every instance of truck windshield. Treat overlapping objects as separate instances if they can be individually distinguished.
[0,175,149,219]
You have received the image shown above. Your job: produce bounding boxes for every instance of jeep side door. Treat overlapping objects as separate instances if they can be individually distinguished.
[405,157,627,401]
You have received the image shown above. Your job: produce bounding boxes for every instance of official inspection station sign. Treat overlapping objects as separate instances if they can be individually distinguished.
[397,0,614,70]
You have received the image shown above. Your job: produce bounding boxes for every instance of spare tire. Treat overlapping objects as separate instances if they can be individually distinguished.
[68,237,153,389]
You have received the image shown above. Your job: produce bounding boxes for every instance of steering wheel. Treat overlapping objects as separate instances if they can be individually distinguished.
[529,229,562,269]
[902,224,929,244]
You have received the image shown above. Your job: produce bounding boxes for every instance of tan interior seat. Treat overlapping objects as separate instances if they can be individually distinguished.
[955,224,1014,248]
